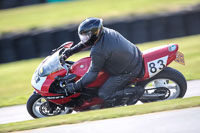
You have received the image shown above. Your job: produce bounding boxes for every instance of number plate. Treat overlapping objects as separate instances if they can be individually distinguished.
[147,56,168,77]
[174,51,185,65]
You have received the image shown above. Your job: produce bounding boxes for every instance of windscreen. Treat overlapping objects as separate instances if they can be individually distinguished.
[39,51,63,77]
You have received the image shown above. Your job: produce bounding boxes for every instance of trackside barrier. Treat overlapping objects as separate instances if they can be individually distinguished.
[0,7,200,63]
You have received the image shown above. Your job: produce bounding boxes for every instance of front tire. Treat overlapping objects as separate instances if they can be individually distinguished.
[136,67,187,103]
[27,93,72,118]
[27,93,43,118]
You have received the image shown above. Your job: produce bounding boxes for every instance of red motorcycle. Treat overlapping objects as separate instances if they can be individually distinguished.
[27,42,187,118]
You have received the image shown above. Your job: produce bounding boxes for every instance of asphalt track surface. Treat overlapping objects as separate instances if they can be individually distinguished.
[0,80,199,125]
[16,107,200,133]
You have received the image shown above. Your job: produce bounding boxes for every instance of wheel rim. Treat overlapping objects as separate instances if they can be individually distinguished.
[32,97,50,118]
[32,97,72,118]
[144,78,181,100]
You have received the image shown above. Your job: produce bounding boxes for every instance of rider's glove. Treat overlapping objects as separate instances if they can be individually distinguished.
[60,49,71,64]
[65,82,82,94]
[63,48,72,58]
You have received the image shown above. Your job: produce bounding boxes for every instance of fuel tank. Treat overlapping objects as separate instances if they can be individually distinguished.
[70,57,109,88]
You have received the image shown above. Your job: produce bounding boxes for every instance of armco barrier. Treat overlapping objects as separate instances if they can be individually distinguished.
[166,13,186,38]
[32,30,55,57]
[0,0,46,10]
[0,0,74,10]
[148,16,167,41]
[185,11,200,35]
[0,36,16,63]
[14,33,37,60]
[0,7,200,63]
[128,19,150,44]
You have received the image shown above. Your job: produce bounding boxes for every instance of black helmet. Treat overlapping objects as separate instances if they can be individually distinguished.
[78,17,103,46]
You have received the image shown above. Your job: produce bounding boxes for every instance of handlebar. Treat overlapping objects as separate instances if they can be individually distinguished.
[59,80,68,96]
[60,57,69,75]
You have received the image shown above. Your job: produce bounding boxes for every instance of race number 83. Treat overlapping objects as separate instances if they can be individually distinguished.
[147,56,168,77]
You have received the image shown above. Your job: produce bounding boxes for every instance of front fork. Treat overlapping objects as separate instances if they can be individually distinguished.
[33,91,64,113]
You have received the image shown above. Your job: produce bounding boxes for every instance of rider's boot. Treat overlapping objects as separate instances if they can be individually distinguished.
[103,90,125,108]
[103,86,144,107]
[126,86,144,105]
[103,99,116,108]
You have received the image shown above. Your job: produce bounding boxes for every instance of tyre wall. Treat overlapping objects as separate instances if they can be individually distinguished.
[0,8,200,63]
[0,0,46,10]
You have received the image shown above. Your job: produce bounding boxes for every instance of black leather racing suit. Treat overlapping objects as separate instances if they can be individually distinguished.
[65,27,144,104]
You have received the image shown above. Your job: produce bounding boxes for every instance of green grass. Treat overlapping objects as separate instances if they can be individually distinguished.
[0,0,200,34]
[0,96,200,133]
[0,34,200,107]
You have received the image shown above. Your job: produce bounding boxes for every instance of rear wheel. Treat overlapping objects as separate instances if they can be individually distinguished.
[26,93,72,118]
[136,67,187,103]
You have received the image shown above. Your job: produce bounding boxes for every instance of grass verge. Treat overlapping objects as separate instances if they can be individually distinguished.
[0,0,200,34]
[0,96,200,133]
[0,34,200,107]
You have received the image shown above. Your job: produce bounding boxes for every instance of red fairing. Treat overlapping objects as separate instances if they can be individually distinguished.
[166,44,178,64]
[70,57,91,78]
[41,69,67,93]
[49,93,81,105]
[36,89,81,105]
[70,57,109,88]
[140,44,178,80]
[74,97,103,111]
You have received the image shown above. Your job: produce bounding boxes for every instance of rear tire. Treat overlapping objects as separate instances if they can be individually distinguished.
[136,67,187,103]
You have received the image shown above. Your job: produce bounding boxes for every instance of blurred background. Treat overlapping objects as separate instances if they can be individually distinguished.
[0,0,73,10]
[0,0,200,107]
[0,0,200,63]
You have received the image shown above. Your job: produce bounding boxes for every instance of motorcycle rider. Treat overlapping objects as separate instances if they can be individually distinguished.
[61,17,144,106]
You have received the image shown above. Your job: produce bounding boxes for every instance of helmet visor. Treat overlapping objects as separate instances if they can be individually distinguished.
[79,33,91,44]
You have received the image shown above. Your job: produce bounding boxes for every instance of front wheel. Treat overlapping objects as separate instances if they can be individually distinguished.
[136,67,187,103]
[26,93,72,118]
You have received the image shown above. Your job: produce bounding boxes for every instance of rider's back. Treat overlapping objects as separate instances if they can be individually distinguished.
[91,27,143,76]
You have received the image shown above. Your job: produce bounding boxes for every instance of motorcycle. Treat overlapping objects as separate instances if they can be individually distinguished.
[27,41,187,118]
